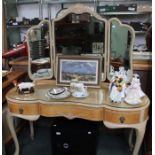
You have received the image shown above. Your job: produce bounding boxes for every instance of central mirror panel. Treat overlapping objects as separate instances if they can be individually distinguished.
[53,4,107,81]
[107,18,135,81]
[55,14,105,55]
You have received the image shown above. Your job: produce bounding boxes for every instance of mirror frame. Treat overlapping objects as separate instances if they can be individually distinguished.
[52,4,108,81]
[107,18,135,81]
[26,20,54,81]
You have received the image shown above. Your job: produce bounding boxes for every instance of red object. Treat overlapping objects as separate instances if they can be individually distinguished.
[12,80,18,87]
[2,42,28,59]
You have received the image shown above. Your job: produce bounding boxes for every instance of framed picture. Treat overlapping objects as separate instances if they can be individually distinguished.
[56,55,102,87]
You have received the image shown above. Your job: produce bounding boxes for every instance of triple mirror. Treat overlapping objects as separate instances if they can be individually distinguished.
[26,4,135,82]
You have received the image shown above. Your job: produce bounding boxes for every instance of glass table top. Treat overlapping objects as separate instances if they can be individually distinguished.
[6,84,149,109]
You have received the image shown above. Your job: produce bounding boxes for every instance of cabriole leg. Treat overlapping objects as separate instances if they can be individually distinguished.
[129,129,134,151]
[133,122,147,155]
[6,111,19,155]
[29,121,34,140]
[104,120,148,155]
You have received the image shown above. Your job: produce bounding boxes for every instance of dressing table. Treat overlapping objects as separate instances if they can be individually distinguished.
[6,80,149,155]
[5,4,150,155]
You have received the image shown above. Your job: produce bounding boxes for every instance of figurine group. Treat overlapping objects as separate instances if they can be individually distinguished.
[109,66,145,104]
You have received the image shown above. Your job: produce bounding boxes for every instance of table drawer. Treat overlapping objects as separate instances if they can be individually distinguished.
[104,109,140,124]
[8,102,39,115]
[40,104,104,121]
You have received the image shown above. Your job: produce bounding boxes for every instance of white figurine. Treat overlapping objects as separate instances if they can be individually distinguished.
[111,66,132,83]
[109,75,126,103]
[125,74,145,104]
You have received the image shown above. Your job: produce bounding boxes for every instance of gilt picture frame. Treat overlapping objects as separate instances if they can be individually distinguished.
[56,55,102,87]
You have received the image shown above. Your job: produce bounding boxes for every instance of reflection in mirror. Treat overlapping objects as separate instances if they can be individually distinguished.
[108,18,135,82]
[27,20,53,80]
[53,4,107,81]
[55,13,105,55]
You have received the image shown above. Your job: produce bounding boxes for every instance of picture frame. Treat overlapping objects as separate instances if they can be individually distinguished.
[56,55,102,87]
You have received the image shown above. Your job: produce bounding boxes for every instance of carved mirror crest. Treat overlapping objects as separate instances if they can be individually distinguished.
[107,18,135,81]
[26,20,53,81]
[52,4,107,81]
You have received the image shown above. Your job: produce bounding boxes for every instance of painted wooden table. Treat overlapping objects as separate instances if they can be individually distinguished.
[6,80,150,155]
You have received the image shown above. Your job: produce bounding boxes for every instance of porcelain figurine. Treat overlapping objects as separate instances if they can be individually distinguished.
[109,75,126,103]
[125,74,145,104]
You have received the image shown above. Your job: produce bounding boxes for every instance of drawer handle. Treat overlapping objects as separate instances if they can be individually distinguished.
[19,108,24,114]
[63,143,69,149]
[119,116,125,124]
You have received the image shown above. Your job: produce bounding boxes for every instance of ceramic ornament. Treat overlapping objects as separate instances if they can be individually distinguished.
[125,74,145,104]
[109,75,126,103]
[17,82,35,94]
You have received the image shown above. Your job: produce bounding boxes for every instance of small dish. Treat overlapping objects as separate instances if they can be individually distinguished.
[49,87,65,95]
[124,98,142,105]
[47,88,70,99]
[72,91,89,98]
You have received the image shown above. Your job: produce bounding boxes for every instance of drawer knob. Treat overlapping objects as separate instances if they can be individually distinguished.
[119,116,125,124]
[63,143,69,149]
[19,108,24,114]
